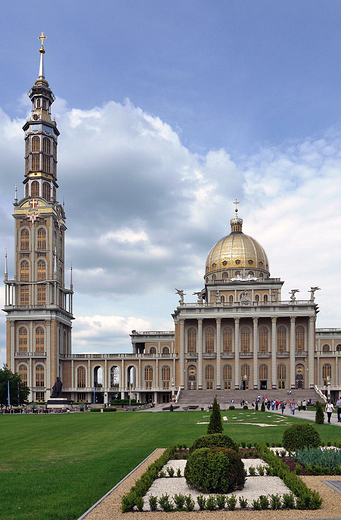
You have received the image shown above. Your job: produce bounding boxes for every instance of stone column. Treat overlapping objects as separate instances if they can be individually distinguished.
[308,317,315,389]
[271,317,277,389]
[253,318,258,389]
[198,318,203,390]
[290,317,296,389]
[234,318,240,389]
[121,359,125,399]
[180,320,185,389]
[139,357,142,391]
[71,358,74,389]
[216,318,221,389]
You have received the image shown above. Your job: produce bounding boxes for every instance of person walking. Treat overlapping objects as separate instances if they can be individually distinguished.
[290,400,296,415]
[280,401,286,414]
[336,396,341,423]
[325,400,335,424]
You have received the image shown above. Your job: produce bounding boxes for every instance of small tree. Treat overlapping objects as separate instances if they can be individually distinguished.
[315,401,324,425]
[0,364,29,408]
[207,396,223,434]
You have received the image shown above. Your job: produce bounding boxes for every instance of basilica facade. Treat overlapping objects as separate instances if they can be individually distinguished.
[4,39,341,405]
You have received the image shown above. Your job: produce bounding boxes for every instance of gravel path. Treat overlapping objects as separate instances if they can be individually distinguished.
[82,449,341,520]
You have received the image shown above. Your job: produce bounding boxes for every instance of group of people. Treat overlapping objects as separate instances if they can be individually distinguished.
[232,395,341,424]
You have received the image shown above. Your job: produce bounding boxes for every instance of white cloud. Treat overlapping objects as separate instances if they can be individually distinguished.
[1,98,341,368]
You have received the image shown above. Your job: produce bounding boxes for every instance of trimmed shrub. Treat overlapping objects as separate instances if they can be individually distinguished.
[282,423,321,451]
[184,447,246,493]
[315,401,324,425]
[189,433,239,455]
[207,396,223,434]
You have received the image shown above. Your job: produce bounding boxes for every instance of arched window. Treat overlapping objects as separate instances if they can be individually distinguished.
[19,365,28,385]
[19,327,28,352]
[259,326,268,352]
[37,260,46,280]
[63,331,67,354]
[248,271,254,277]
[188,327,196,353]
[322,363,332,385]
[336,344,341,352]
[149,346,156,354]
[255,294,260,302]
[221,295,225,303]
[241,326,251,353]
[35,327,45,352]
[229,295,234,303]
[212,274,216,281]
[295,325,305,351]
[223,364,232,389]
[259,364,268,380]
[277,326,287,352]
[263,294,268,302]
[36,365,45,387]
[20,286,29,305]
[322,344,330,352]
[161,366,170,388]
[31,180,39,197]
[162,346,170,355]
[222,272,228,280]
[43,182,50,201]
[144,366,153,388]
[205,327,214,353]
[43,137,50,154]
[205,364,214,389]
[25,183,29,197]
[277,363,286,389]
[223,327,232,352]
[32,136,40,152]
[20,229,29,251]
[20,260,29,281]
[77,366,86,388]
[37,228,46,250]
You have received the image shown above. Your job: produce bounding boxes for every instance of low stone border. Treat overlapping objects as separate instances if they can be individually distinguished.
[81,450,341,520]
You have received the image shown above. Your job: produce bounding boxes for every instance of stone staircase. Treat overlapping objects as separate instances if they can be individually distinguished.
[177,388,322,409]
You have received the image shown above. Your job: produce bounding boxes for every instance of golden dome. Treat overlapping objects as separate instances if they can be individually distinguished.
[205,216,269,281]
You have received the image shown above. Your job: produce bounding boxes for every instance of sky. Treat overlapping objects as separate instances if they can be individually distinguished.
[1,1,341,366]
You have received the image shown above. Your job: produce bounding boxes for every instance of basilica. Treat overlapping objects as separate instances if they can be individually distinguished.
[4,37,341,405]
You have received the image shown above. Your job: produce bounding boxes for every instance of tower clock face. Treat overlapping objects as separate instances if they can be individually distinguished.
[33,114,39,120]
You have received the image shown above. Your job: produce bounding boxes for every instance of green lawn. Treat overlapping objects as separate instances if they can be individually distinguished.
[0,410,340,520]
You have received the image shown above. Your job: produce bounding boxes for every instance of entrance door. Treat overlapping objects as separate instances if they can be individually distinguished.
[260,380,267,390]
[187,365,197,390]
[242,380,249,390]
[295,364,304,389]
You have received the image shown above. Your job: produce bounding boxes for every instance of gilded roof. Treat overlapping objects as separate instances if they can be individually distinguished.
[205,227,269,276]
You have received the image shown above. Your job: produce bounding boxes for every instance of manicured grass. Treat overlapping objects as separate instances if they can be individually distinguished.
[0,410,340,519]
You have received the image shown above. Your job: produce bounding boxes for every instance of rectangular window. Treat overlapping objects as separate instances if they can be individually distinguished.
[36,391,45,401]
[20,286,29,305]
[145,381,152,389]
[37,286,46,305]
[206,381,213,390]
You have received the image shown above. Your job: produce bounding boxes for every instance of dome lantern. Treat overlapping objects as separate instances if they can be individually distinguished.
[205,202,270,282]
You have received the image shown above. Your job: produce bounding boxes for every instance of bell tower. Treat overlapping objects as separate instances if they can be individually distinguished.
[3,34,74,401]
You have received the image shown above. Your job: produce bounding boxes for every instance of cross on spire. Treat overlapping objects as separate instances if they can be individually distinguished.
[233,198,239,215]
[38,32,47,48]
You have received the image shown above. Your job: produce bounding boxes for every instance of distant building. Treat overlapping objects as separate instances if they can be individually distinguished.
[3,38,341,404]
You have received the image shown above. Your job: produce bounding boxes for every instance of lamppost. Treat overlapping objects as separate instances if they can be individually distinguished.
[327,376,331,401]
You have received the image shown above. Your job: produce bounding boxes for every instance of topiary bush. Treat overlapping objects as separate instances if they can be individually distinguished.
[282,423,321,452]
[189,433,239,454]
[184,447,246,493]
[207,396,223,434]
[315,401,324,425]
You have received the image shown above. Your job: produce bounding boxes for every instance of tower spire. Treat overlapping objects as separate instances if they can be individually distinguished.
[38,32,47,79]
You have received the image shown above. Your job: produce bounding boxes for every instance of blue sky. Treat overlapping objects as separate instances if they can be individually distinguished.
[1,1,341,365]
